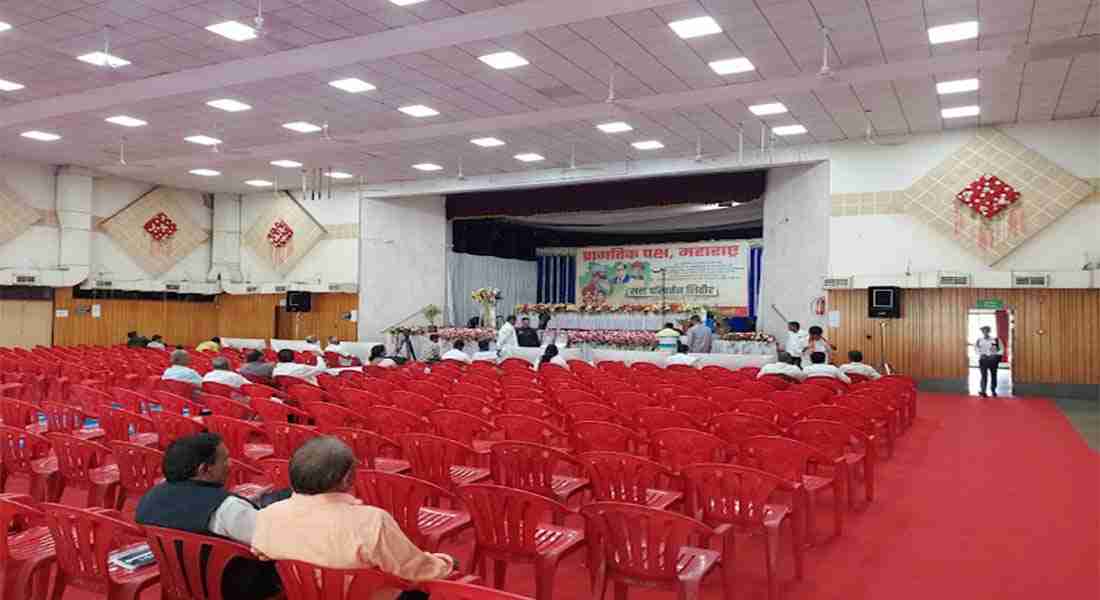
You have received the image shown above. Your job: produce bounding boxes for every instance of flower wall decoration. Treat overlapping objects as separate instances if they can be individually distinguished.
[143,212,178,242]
[955,174,1021,219]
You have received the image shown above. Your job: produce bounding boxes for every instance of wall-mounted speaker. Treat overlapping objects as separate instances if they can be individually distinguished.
[868,286,901,318]
[286,291,312,313]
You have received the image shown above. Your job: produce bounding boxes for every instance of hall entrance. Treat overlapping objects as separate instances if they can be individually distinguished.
[966,308,1013,396]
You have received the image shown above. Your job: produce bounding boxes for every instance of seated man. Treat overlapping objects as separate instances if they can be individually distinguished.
[665,343,699,368]
[239,350,275,380]
[303,336,323,356]
[146,334,166,350]
[252,437,455,600]
[196,336,222,353]
[272,348,328,385]
[425,334,442,362]
[839,350,881,380]
[757,352,807,381]
[802,351,851,384]
[368,345,398,368]
[136,433,281,600]
[471,339,498,362]
[162,349,202,387]
[441,340,472,364]
[516,317,541,348]
[203,356,250,389]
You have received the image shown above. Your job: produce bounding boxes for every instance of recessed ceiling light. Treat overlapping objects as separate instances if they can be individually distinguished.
[412,163,444,171]
[325,171,354,179]
[21,130,61,142]
[478,51,529,70]
[928,21,979,44]
[668,16,722,39]
[185,135,222,146]
[282,121,322,133]
[389,0,427,5]
[271,160,303,168]
[245,179,273,187]
[632,140,664,150]
[749,102,788,116]
[597,121,633,133]
[471,137,505,147]
[77,51,130,68]
[329,78,376,93]
[0,78,24,91]
[514,153,544,162]
[772,124,807,136]
[0,22,11,32]
[206,98,252,112]
[206,20,257,42]
[189,169,221,177]
[105,115,147,128]
[942,105,980,118]
[708,57,755,75]
[398,105,439,117]
[936,78,980,95]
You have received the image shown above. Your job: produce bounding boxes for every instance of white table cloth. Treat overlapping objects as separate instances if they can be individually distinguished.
[220,338,267,351]
[712,340,777,355]
[590,349,776,369]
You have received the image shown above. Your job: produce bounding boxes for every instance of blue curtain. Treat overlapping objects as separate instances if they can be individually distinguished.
[537,255,576,303]
[748,246,763,319]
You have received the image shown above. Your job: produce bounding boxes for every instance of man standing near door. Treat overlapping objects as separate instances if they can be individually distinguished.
[976,325,1003,397]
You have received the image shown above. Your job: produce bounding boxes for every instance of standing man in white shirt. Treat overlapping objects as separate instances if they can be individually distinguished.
[202,357,251,389]
[839,350,881,380]
[784,321,809,367]
[272,349,329,385]
[496,315,518,357]
[441,340,473,364]
[802,352,851,384]
[757,352,806,381]
[975,326,1004,397]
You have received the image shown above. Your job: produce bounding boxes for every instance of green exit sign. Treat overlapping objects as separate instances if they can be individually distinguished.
[976,299,1004,309]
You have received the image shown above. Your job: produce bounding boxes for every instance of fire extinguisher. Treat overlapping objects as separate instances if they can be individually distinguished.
[811,296,827,316]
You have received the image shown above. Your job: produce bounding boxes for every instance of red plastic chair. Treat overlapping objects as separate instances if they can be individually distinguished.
[580,501,731,600]
[739,435,845,544]
[836,395,897,458]
[407,380,448,403]
[47,433,122,509]
[201,381,244,402]
[428,409,497,450]
[570,421,643,455]
[578,451,683,510]
[42,503,160,600]
[710,412,783,453]
[757,374,792,390]
[241,382,285,402]
[143,524,265,600]
[636,407,703,436]
[200,393,253,420]
[367,406,431,438]
[610,391,660,423]
[226,459,273,501]
[457,484,585,600]
[340,387,387,412]
[803,377,848,396]
[355,469,472,552]
[766,390,817,427]
[735,400,782,423]
[0,397,46,434]
[158,378,198,399]
[286,383,336,406]
[705,386,751,409]
[788,419,875,507]
[359,377,397,400]
[42,402,103,440]
[328,427,409,473]
[671,395,723,425]
[151,391,203,416]
[0,494,54,600]
[0,422,60,502]
[110,387,152,414]
[494,414,569,447]
[304,401,369,430]
[109,441,165,508]
[68,384,114,419]
[315,371,343,391]
[489,441,589,504]
[203,416,274,463]
[150,412,204,450]
[649,428,727,473]
[250,396,311,424]
[264,422,320,459]
[791,383,833,407]
[398,433,490,491]
[797,404,884,461]
[562,402,618,425]
[500,399,566,427]
[275,560,412,600]
[452,382,495,402]
[555,389,601,406]
[99,407,159,447]
[444,394,498,418]
[392,390,443,414]
[681,463,802,600]
[422,580,534,599]
[737,381,776,398]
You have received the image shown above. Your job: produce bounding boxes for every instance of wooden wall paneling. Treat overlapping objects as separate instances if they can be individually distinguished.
[0,300,54,348]
[52,287,219,349]
[274,293,358,342]
[216,294,280,341]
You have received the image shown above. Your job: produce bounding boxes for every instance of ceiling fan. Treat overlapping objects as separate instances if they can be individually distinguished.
[101,137,154,168]
[253,0,265,37]
[320,120,360,145]
[863,110,910,146]
[817,25,837,80]
[560,144,606,176]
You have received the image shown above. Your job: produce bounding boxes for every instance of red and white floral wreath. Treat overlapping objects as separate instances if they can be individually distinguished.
[267,219,294,248]
[143,212,178,242]
[955,174,1021,220]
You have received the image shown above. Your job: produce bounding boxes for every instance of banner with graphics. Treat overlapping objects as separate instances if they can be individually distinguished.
[576,241,751,312]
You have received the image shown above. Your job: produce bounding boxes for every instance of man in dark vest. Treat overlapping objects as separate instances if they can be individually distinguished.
[135,433,281,600]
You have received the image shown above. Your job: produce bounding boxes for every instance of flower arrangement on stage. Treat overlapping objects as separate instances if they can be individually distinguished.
[565,329,658,350]
[471,288,502,304]
[516,302,701,315]
[720,331,776,343]
[436,327,496,342]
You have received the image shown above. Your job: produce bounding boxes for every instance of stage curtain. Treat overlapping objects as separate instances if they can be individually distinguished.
[537,254,576,304]
[447,252,537,326]
[749,245,763,319]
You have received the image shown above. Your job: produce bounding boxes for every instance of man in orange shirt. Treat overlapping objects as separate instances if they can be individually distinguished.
[251,437,456,600]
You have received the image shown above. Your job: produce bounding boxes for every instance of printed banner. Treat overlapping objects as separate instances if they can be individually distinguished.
[576,241,750,311]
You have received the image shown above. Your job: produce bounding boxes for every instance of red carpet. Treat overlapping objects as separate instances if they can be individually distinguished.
[11,394,1098,599]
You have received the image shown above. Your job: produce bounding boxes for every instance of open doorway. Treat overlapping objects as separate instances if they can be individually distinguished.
[966,308,1013,396]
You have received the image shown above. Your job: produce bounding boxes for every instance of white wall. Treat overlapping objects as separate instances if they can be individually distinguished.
[357,195,447,339]
[0,159,61,270]
[759,162,831,338]
[828,118,1099,275]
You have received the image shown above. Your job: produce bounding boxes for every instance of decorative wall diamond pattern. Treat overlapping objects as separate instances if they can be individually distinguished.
[0,178,43,247]
[903,128,1094,265]
[100,187,209,277]
[243,193,326,274]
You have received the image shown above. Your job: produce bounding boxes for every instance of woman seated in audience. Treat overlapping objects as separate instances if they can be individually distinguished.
[369,344,397,368]
[539,344,569,370]
[196,336,222,353]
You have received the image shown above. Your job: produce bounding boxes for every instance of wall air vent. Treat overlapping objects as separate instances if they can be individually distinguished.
[938,273,971,287]
[245,286,259,293]
[273,285,287,293]
[822,276,853,289]
[94,280,113,288]
[1012,273,1050,288]
[15,275,36,284]
[165,283,181,291]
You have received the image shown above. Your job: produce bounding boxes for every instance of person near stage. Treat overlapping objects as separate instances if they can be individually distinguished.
[303,337,323,355]
[239,350,275,380]
[251,437,454,600]
[203,357,250,388]
[272,348,328,385]
[538,344,569,370]
[136,433,281,600]
[802,351,851,384]
[975,326,1004,397]
[425,334,442,362]
[516,317,541,348]
[802,326,835,364]
[441,340,472,364]
[162,349,203,387]
[784,322,808,367]
[196,337,221,353]
[665,343,698,368]
[839,350,881,380]
[368,345,397,369]
[472,340,498,362]
[146,334,166,350]
[127,331,150,348]
[656,322,682,353]
[496,315,518,355]
[757,352,806,381]
[325,337,352,357]
[685,315,712,353]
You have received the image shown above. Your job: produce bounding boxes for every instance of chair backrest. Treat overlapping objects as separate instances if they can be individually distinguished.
[42,401,88,435]
[571,420,641,454]
[428,409,496,446]
[787,419,870,460]
[203,415,264,461]
[398,433,480,490]
[98,406,156,443]
[610,391,658,421]
[316,372,343,391]
[287,383,334,406]
[671,395,722,424]
[407,381,447,403]
[159,378,198,400]
[765,390,816,420]
[366,406,431,438]
[359,377,396,399]
[0,494,45,562]
[250,396,309,424]
[494,414,567,445]
[635,407,700,434]
[151,390,203,416]
[0,423,51,474]
[143,524,255,600]
[264,422,320,459]
[710,412,783,447]
[794,383,835,405]
[241,382,282,401]
[738,435,828,484]
[111,387,152,414]
[275,559,408,600]
[201,381,241,401]
[796,404,873,433]
[443,394,496,417]
[0,396,43,429]
[151,411,205,449]
[500,399,564,425]
[564,402,619,425]
[43,503,148,585]
[110,441,165,495]
[200,393,252,420]
[422,580,535,599]
[737,381,775,398]
[354,469,456,548]
[649,428,727,472]
[328,427,401,470]
[392,390,442,414]
[456,484,573,555]
[489,441,583,499]
[757,374,792,390]
[580,501,715,582]
[46,432,112,484]
[304,401,368,430]
[734,399,781,423]
[340,388,386,413]
[68,384,114,416]
[706,386,750,408]
[803,377,847,396]
[556,389,601,406]
[681,463,787,527]
[579,451,680,504]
